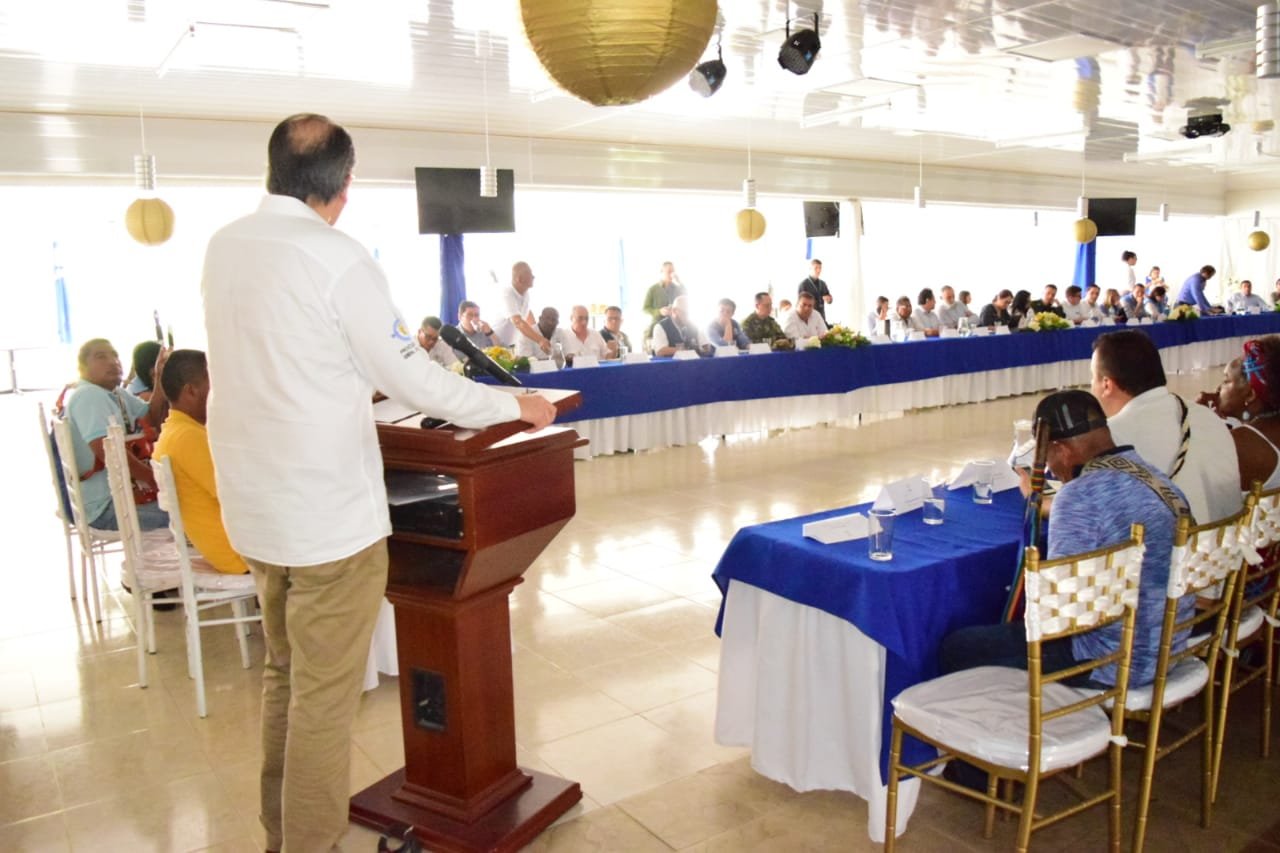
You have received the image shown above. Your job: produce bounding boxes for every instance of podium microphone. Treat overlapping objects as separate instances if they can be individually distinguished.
[440,324,523,387]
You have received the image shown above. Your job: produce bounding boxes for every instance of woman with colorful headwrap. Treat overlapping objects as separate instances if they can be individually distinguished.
[1197,336,1280,490]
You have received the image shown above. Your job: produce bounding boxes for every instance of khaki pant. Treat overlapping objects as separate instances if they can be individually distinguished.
[247,539,388,853]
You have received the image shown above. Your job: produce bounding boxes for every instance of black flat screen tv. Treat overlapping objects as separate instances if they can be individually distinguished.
[803,201,840,237]
[1088,197,1137,237]
[415,167,516,234]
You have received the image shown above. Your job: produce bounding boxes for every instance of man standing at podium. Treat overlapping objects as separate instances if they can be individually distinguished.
[202,113,556,853]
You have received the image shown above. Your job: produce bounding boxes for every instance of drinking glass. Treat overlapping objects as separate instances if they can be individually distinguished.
[972,460,996,505]
[923,495,945,525]
[868,509,895,561]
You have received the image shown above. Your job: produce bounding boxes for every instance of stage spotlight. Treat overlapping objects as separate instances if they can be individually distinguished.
[689,44,726,97]
[778,13,820,75]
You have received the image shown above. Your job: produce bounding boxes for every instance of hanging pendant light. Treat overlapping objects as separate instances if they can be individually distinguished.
[736,124,765,242]
[1249,209,1271,251]
[1073,194,1097,243]
[125,112,174,246]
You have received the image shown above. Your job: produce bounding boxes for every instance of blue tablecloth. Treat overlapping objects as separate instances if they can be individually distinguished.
[711,488,1028,783]
[497,315,1280,423]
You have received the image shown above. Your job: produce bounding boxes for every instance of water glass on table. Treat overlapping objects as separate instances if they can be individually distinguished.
[868,508,895,561]
[923,491,945,525]
[971,459,995,505]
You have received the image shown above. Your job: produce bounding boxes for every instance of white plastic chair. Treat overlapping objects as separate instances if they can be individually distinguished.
[37,402,78,598]
[50,414,123,623]
[150,453,261,717]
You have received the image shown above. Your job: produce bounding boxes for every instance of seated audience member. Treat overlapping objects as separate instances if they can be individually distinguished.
[887,297,916,342]
[1009,289,1033,329]
[742,292,787,345]
[599,305,632,357]
[651,295,711,356]
[1029,284,1065,317]
[865,295,891,336]
[977,289,1014,329]
[1080,284,1104,322]
[707,298,751,349]
[1198,337,1280,491]
[1060,285,1089,325]
[940,390,1190,692]
[1146,266,1165,288]
[1101,287,1127,321]
[153,350,248,574]
[936,285,974,328]
[457,300,498,349]
[515,307,566,359]
[1226,280,1269,313]
[65,338,169,531]
[1093,331,1240,524]
[126,340,163,399]
[561,305,609,361]
[784,291,830,341]
[958,290,973,310]
[1144,285,1168,319]
[417,316,460,368]
[1121,283,1149,320]
[913,289,942,336]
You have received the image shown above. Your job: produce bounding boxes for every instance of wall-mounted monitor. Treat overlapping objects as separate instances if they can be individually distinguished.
[803,201,840,237]
[415,167,516,234]
[1087,197,1137,237]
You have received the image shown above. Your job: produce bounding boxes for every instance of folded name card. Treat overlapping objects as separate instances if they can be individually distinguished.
[939,327,959,338]
[673,349,699,360]
[908,330,926,342]
[1082,318,1099,327]
[872,476,930,514]
[624,351,649,364]
[794,337,809,350]
[1139,317,1153,326]
[1251,306,1263,315]
[995,325,1011,335]
[948,460,1022,493]
[802,512,870,544]
[870,334,893,345]
[714,345,740,358]
[573,354,600,368]
[529,359,557,373]
[748,342,771,354]
[1101,317,1116,326]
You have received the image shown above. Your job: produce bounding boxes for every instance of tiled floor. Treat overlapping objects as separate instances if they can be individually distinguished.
[2,369,1278,852]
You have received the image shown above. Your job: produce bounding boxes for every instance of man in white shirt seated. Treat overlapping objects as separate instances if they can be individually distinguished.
[784,291,829,341]
[1121,283,1149,320]
[417,316,460,368]
[599,305,632,357]
[1060,285,1090,325]
[865,295,891,336]
[1080,284,1104,323]
[913,288,942,335]
[1226,279,1269,313]
[1091,330,1241,524]
[560,305,609,362]
[936,285,974,328]
[887,296,916,341]
[651,295,711,356]
[515,306,567,359]
[457,300,498,349]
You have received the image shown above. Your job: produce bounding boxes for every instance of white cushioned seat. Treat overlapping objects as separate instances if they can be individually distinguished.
[137,532,256,593]
[892,666,1112,772]
[1228,604,1265,646]
[1121,658,1208,712]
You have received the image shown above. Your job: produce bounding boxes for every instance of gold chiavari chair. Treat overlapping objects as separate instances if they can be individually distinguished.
[1125,501,1255,852]
[885,526,1145,853]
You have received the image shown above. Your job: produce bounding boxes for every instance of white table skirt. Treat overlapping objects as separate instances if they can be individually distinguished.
[363,597,399,691]
[715,580,920,842]
[571,337,1241,458]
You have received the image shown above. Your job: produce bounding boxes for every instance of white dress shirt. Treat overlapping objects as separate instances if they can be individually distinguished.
[1106,386,1242,524]
[936,300,973,328]
[866,310,890,336]
[1227,292,1269,313]
[783,310,829,340]
[912,309,941,331]
[1061,300,1090,325]
[202,195,519,566]
[426,339,460,368]
[560,328,609,360]
[515,326,569,359]
[492,285,530,347]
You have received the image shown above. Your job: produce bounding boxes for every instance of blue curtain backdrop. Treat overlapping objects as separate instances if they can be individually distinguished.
[1072,240,1096,288]
[53,243,71,344]
[440,234,466,322]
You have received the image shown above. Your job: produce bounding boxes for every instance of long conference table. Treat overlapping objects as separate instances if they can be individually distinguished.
[498,315,1280,456]
[712,488,1028,842]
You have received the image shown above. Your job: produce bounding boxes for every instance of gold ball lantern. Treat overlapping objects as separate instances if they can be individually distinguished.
[736,208,766,242]
[1249,230,1271,251]
[520,0,718,106]
[125,197,175,245]
[1073,217,1098,244]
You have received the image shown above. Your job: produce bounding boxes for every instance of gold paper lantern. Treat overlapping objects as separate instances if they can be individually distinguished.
[1073,217,1098,244]
[1249,230,1271,251]
[736,208,766,242]
[125,197,175,245]
[521,0,718,106]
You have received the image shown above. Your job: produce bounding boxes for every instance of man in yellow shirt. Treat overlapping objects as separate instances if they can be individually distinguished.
[153,349,247,574]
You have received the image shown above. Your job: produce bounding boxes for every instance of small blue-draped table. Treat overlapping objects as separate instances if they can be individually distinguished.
[711,488,1026,841]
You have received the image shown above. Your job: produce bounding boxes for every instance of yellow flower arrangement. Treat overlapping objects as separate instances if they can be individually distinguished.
[1027,311,1070,331]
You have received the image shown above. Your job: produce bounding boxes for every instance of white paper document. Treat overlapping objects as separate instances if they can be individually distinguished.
[948,461,1022,493]
[872,476,930,514]
[802,512,870,544]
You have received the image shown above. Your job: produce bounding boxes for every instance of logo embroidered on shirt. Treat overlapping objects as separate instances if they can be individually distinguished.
[390,319,412,342]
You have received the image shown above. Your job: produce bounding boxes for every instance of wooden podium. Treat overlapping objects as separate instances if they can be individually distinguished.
[349,390,585,852]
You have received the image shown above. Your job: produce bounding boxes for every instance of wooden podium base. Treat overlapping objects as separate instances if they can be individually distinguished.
[350,768,582,853]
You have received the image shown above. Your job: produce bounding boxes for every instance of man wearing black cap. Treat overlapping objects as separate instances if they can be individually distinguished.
[940,389,1192,692]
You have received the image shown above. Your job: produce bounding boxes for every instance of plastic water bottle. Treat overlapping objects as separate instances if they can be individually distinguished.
[552,341,565,369]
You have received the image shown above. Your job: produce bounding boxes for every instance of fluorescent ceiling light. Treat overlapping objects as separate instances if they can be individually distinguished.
[1004,34,1122,62]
